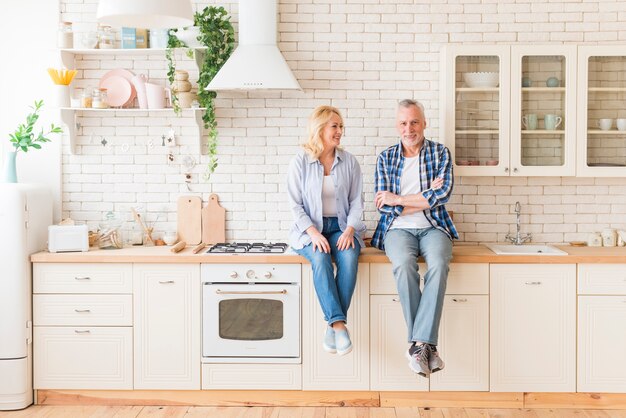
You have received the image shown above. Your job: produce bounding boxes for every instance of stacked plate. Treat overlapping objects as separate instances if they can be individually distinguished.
[99,69,137,108]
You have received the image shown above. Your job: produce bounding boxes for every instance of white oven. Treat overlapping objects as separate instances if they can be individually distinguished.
[201,263,300,363]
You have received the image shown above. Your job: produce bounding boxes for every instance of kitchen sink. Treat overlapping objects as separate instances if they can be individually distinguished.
[486,244,568,256]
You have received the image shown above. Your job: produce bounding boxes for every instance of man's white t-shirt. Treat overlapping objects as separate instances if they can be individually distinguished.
[389,156,432,229]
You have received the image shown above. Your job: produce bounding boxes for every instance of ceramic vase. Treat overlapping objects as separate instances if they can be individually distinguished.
[1,151,18,183]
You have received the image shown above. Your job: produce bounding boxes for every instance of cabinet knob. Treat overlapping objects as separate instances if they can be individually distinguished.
[504,167,509,173]
[159,280,175,284]
[74,330,91,334]
[525,281,542,285]
[452,298,468,302]
[513,167,518,173]
[74,309,91,313]
[392,298,400,302]
[264,271,272,279]
[74,276,91,280]
[230,271,238,279]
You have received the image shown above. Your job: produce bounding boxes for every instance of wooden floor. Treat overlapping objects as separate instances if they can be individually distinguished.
[2,406,626,418]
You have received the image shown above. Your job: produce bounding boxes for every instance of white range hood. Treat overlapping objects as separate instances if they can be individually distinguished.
[206,0,301,91]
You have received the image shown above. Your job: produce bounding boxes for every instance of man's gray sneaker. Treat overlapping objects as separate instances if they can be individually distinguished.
[428,344,445,373]
[323,326,336,353]
[405,343,430,377]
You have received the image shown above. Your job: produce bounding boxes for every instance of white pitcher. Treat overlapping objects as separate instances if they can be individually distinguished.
[131,74,149,109]
[145,83,171,109]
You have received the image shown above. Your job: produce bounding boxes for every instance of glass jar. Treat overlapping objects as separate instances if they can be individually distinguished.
[80,89,92,108]
[57,21,73,49]
[98,25,115,49]
[92,88,109,109]
[99,212,124,249]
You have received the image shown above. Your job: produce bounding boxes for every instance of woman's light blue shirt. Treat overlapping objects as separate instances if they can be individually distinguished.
[287,148,366,250]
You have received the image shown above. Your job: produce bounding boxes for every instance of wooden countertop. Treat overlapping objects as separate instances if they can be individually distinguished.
[30,245,626,264]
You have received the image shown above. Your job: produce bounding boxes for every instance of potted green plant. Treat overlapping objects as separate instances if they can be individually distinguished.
[2,100,62,183]
[166,6,235,181]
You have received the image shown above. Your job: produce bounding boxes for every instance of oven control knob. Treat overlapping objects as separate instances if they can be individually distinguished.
[246,270,256,279]
[263,271,272,279]
[229,271,238,279]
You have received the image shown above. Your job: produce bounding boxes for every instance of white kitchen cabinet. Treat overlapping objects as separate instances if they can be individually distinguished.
[490,264,576,392]
[369,263,489,391]
[302,264,370,390]
[577,264,626,392]
[58,48,206,154]
[441,45,577,176]
[577,46,626,176]
[33,263,133,389]
[133,264,200,390]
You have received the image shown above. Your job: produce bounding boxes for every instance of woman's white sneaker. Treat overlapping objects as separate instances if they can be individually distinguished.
[323,326,336,353]
[335,328,353,356]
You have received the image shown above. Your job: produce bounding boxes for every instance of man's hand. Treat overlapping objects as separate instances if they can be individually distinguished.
[429,177,444,191]
[375,191,401,209]
[336,226,355,251]
[307,228,330,253]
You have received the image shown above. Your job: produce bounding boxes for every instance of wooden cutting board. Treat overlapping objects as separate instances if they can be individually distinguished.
[177,196,202,245]
[201,193,226,245]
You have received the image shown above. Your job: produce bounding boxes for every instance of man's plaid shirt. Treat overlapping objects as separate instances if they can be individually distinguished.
[371,139,458,250]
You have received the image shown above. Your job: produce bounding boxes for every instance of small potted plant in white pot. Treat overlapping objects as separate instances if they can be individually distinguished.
[3,100,63,183]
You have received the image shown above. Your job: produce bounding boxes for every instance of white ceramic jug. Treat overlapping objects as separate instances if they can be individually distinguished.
[131,74,149,109]
[145,82,171,109]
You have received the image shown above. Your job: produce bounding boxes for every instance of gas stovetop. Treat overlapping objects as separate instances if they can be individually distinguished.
[205,242,289,254]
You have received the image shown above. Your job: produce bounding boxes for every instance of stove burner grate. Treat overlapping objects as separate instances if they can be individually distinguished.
[206,242,288,254]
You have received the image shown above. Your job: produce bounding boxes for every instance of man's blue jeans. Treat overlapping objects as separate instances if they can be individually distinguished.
[295,217,361,325]
[383,227,452,345]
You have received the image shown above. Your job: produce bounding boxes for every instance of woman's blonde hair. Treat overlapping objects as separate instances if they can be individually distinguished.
[302,105,344,159]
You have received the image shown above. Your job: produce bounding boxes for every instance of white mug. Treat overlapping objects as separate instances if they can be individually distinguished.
[145,83,171,109]
[598,118,613,131]
[617,118,626,131]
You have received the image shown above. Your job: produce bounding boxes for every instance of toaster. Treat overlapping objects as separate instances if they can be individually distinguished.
[48,224,89,253]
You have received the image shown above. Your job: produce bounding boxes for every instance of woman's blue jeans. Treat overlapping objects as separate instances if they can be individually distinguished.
[295,217,361,325]
[383,227,452,345]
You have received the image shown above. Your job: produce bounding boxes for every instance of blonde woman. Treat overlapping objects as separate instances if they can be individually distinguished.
[287,105,365,356]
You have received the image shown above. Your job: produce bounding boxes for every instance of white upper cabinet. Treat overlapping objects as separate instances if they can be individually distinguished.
[510,45,577,176]
[442,45,577,176]
[441,45,511,176]
[577,46,626,177]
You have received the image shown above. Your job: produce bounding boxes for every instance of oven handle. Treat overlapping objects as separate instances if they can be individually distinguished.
[215,289,288,295]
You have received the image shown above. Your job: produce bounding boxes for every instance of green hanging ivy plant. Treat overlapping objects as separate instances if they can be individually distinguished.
[166,6,235,181]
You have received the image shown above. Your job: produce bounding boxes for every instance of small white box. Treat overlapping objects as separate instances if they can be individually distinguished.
[48,225,89,253]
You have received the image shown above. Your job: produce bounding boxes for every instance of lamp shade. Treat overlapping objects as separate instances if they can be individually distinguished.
[97,0,194,29]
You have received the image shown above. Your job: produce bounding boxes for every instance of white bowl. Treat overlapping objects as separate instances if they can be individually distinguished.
[463,72,499,88]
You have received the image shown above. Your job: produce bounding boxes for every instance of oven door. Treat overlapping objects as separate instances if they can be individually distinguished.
[202,283,300,359]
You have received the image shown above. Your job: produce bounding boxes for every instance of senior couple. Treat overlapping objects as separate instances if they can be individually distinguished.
[287,100,458,377]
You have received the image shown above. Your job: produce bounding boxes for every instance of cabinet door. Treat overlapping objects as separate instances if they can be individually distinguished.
[577,46,626,177]
[578,296,626,392]
[370,295,429,391]
[133,264,200,389]
[510,45,577,176]
[441,45,511,176]
[302,264,369,390]
[430,295,489,391]
[490,264,575,392]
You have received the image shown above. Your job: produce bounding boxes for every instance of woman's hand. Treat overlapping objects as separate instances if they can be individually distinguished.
[337,226,355,251]
[306,227,330,253]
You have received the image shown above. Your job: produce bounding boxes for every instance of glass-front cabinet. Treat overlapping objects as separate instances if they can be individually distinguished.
[510,46,576,176]
[441,45,576,176]
[441,45,510,176]
[577,46,626,177]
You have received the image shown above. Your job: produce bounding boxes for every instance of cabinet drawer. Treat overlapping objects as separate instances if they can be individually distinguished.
[33,294,133,326]
[202,364,301,390]
[34,263,132,294]
[34,326,132,389]
[370,263,488,295]
[578,264,626,295]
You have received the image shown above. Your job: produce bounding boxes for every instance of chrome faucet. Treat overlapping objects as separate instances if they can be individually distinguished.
[505,201,532,245]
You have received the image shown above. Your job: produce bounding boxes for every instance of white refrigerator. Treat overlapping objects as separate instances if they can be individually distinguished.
[0,184,52,410]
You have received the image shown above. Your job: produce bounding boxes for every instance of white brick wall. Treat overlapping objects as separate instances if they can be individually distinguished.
[59,0,626,245]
